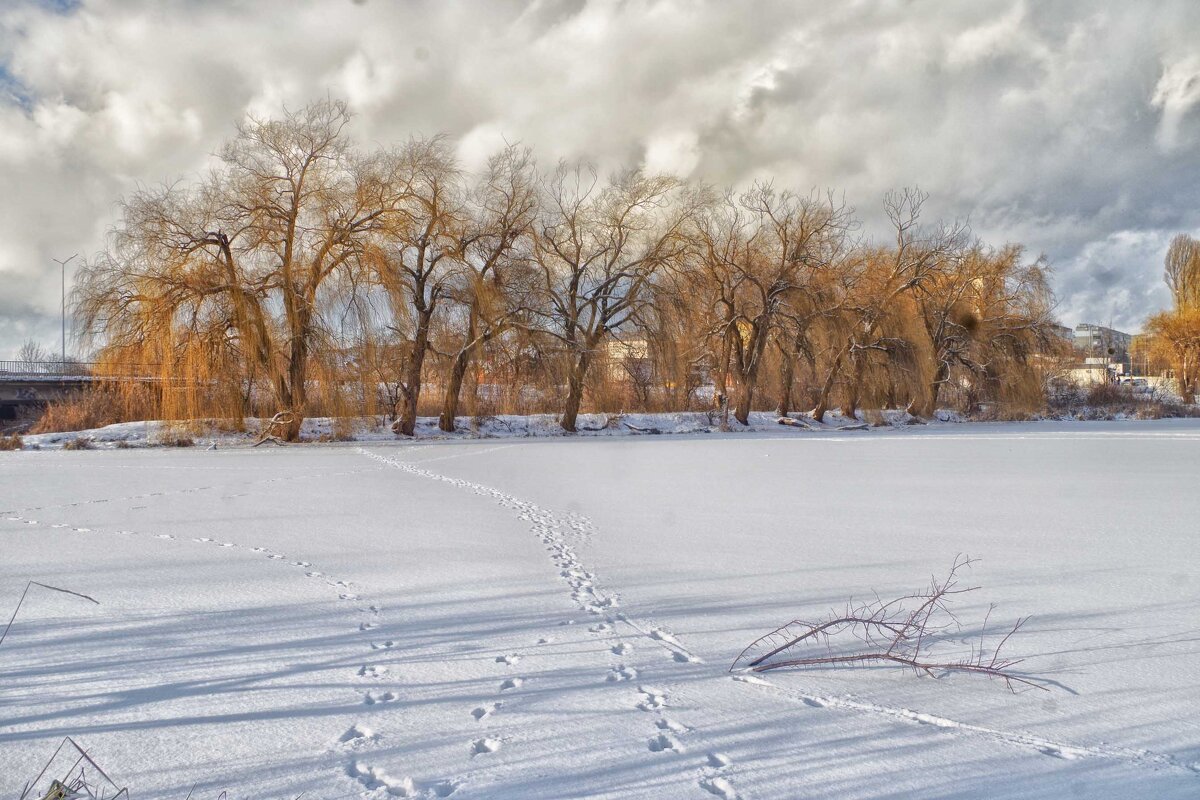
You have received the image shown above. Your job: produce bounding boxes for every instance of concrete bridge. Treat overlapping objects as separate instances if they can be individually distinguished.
[0,362,156,422]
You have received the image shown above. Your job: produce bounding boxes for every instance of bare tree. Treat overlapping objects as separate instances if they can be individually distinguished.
[692,185,854,425]
[221,99,407,438]
[438,144,539,432]
[531,165,693,432]
[17,339,51,364]
[75,98,406,439]
[912,244,1058,416]
[367,136,465,436]
[811,189,967,421]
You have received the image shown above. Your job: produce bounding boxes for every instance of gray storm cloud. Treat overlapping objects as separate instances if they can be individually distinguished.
[1,0,1198,356]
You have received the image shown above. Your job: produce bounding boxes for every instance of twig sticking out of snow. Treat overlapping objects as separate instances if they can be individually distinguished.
[731,555,1046,692]
[1,581,100,648]
[18,736,127,800]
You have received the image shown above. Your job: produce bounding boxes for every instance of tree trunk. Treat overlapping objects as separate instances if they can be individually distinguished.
[915,363,947,418]
[397,311,432,437]
[841,354,863,420]
[733,374,756,425]
[561,349,591,433]
[812,347,846,423]
[439,347,472,433]
[777,349,795,417]
[282,330,308,441]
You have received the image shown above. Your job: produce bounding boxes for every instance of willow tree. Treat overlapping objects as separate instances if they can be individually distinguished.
[1146,307,1200,400]
[76,98,405,439]
[811,189,966,421]
[531,165,693,432]
[221,99,407,438]
[367,136,466,437]
[73,177,275,423]
[691,185,854,425]
[912,244,1058,416]
[438,144,539,432]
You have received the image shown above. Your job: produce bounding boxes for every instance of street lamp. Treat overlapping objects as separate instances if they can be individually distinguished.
[52,253,77,371]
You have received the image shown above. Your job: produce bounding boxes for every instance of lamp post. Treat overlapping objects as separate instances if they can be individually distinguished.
[52,253,77,371]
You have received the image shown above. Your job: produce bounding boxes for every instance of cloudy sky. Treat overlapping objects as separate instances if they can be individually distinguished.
[2,0,1199,358]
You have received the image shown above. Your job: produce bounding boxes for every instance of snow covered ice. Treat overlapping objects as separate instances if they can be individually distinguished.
[3,419,1200,798]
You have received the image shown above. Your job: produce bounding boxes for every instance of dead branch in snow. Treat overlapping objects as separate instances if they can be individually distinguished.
[732,555,1045,692]
[252,411,295,446]
[1,581,100,648]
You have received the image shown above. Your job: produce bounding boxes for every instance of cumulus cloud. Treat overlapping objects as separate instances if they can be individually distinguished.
[1,0,1199,355]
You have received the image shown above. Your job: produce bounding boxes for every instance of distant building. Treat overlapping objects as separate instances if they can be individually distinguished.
[1049,323,1075,343]
[1073,324,1132,360]
[1067,323,1133,385]
[602,336,651,383]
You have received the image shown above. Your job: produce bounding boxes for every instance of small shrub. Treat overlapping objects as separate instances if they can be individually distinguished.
[63,437,94,451]
[1085,382,1128,407]
[0,434,23,451]
[160,436,195,448]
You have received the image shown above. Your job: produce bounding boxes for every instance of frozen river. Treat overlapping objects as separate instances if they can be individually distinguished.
[3,420,1199,798]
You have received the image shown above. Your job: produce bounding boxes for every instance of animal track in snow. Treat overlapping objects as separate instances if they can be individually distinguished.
[471,737,502,755]
[372,640,396,650]
[648,732,684,753]
[706,752,732,768]
[360,448,739,793]
[346,762,458,797]
[339,724,378,746]
[656,718,688,734]
[606,664,638,682]
[636,686,667,711]
[699,776,740,799]
[471,702,502,721]
[649,628,683,646]
[495,653,521,666]
[364,691,397,705]
[358,665,388,678]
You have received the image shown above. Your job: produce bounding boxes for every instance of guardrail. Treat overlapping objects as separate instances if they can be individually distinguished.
[0,361,160,379]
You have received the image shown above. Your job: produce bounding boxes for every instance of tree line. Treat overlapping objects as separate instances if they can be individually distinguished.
[74,99,1063,439]
[1146,234,1200,400]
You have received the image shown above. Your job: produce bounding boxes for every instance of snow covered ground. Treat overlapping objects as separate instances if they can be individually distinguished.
[2,419,1199,798]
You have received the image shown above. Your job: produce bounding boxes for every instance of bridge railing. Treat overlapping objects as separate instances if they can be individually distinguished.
[0,361,160,379]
